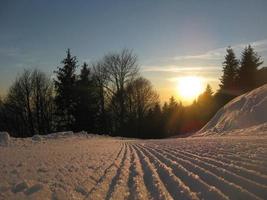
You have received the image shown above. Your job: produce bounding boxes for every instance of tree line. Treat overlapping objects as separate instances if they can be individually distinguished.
[0,46,266,138]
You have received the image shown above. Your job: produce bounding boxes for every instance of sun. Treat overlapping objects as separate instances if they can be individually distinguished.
[177,76,204,101]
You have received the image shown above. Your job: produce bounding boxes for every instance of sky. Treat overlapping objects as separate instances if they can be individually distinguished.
[1,0,267,104]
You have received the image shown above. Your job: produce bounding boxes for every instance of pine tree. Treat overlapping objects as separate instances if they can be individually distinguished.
[198,84,213,105]
[204,84,213,97]
[145,103,164,138]
[219,47,239,94]
[54,49,78,130]
[162,96,183,137]
[238,45,263,92]
[197,84,215,125]
[74,62,97,132]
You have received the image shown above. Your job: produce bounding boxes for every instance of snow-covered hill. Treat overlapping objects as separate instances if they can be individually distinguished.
[197,84,267,136]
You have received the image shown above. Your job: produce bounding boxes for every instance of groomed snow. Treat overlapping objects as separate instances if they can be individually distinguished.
[197,84,267,136]
[0,133,267,199]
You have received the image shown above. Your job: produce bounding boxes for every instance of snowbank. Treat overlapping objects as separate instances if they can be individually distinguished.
[0,132,10,146]
[31,131,111,141]
[197,84,267,136]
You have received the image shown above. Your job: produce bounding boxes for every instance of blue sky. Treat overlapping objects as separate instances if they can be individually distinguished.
[1,0,267,102]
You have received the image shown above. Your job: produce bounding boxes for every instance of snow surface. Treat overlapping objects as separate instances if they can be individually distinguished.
[0,133,267,199]
[197,84,267,136]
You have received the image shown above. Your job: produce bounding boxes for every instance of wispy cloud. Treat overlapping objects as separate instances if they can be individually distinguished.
[173,39,267,61]
[0,47,50,70]
[249,39,267,52]
[167,76,218,83]
[141,39,267,75]
[0,47,20,57]
[142,65,219,73]
[173,50,224,61]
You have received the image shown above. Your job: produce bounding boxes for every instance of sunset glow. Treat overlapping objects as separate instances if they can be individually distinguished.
[177,76,204,101]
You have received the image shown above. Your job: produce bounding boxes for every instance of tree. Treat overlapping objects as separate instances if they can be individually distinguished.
[74,62,98,132]
[219,47,239,95]
[92,61,110,134]
[32,70,54,135]
[125,77,159,137]
[0,69,54,137]
[238,45,263,92]
[198,84,213,105]
[54,49,78,130]
[103,49,139,134]
[144,103,164,138]
[197,84,215,120]
[162,96,183,137]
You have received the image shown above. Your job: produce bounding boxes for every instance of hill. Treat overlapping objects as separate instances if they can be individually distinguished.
[197,84,267,136]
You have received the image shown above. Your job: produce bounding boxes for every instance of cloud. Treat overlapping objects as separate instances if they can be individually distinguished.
[167,76,218,83]
[141,38,267,77]
[248,39,267,52]
[141,65,219,73]
[172,39,267,61]
[173,50,224,61]
[0,47,20,57]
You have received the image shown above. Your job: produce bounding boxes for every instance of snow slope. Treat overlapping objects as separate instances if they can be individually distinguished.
[0,134,267,199]
[197,84,267,136]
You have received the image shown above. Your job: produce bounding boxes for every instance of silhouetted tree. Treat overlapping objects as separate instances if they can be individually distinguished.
[198,84,213,104]
[74,62,98,132]
[197,84,215,121]
[0,69,54,137]
[197,84,215,115]
[125,77,159,137]
[92,61,110,134]
[215,47,240,109]
[54,49,78,130]
[219,47,239,94]
[238,45,263,93]
[32,70,54,135]
[144,103,164,138]
[162,96,183,137]
[103,49,139,135]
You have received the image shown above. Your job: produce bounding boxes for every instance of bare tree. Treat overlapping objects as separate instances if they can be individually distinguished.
[32,70,54,134]
[1,69,54,137]
[92,61,110,133]
[126,77,159,121]
[6,70,35,136]
[102,49,139,131]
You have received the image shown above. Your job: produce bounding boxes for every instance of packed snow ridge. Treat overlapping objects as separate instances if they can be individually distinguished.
[197,84,267,136]
[1,135,267,200]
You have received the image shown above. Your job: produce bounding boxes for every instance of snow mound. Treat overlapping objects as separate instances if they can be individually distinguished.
[32,135,42,141]
[44,131,74,139]
[29,131,111,141]
[0,132,10,146]
[197,84,267,136]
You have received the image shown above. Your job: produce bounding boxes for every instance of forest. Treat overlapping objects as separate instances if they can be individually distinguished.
[0,45,266,138]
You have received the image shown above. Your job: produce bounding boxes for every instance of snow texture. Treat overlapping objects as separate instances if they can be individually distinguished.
[0,133,267,199]
[197,84,267,136]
